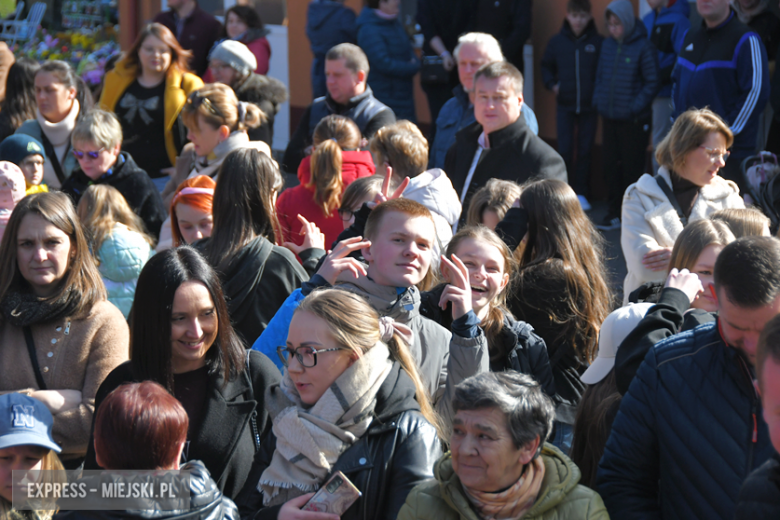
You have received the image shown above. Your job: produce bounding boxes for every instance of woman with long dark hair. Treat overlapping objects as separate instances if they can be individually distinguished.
[15,61,94,188]
[0,57,40,141]
[200,148,308,347]
[0,192,129,468]
[498,179,613,453]
[99,23,204,188]
[83,246,281,499]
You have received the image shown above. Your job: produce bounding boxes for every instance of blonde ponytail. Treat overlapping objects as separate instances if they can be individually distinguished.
[309,139,344,216]
[240,102,266,130]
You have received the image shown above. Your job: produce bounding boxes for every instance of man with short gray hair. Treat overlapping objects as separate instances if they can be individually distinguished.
[429,32,538,170]
[445,61,566,227]
[282,43,395,173]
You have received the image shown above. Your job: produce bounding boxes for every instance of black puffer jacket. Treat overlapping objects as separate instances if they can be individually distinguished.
[420,283,556,398]
[54,460,240,520]
[235,362,442,520]
[735,452,780,519]
[234,73,288,146]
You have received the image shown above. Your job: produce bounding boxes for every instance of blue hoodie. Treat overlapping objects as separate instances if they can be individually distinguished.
[306,0,357,99]
[643,0,690,97]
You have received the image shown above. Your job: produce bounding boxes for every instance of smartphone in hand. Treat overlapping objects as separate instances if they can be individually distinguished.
[302,471,362,516]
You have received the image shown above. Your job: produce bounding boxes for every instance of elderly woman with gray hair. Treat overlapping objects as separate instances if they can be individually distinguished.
[207,40,288,146]
[398,372,609,520]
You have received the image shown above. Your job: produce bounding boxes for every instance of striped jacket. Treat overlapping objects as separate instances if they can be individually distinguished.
[672,10,769,157]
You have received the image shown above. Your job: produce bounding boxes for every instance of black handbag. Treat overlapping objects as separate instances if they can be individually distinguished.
[420,55,449,85]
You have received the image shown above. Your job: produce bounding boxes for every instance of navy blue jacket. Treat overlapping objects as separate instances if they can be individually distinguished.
[541,18,603,113]
[356,8,420,122]
[643,0,690,97]
[593,19,660,121]
[672,10,769,158]
[306,1,357,99]
[597,321,773,520]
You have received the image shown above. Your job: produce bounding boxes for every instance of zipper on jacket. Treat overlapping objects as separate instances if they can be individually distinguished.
[736,354,759,471]
[608,45,621,118]
[575,48,581,114]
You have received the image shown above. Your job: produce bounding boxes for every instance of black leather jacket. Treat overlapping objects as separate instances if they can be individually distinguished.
[235,362,442,520]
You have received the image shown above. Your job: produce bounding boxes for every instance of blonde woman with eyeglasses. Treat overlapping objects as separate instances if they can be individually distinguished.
[620,107,744,304]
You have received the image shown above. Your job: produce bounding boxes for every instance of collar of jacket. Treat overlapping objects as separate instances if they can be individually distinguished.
[636,166,739,202]
[701,8,736,32]
[452,84,471,109]
[434,444,582,518]
[482,116,530,149]
[324,85,376,113]
[74,151,135,185]
[562,17,598,40]
[336,271,420,323]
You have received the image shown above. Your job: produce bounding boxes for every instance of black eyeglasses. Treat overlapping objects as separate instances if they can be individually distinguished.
[72,148,105,160]
[187,94,224,118]
[277,345,346,368]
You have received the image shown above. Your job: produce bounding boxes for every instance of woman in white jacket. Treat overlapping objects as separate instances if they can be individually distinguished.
[621,108,744,303]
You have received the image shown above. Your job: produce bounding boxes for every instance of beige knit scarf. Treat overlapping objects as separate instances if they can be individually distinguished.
[258,342,393,506]
[463,457,546,520]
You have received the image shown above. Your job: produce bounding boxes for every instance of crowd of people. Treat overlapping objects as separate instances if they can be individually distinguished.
[2,0,780,519]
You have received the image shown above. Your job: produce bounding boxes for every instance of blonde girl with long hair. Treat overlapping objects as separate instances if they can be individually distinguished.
[236,288,442,520]
[276,115,375,251]
[77,184,154,318]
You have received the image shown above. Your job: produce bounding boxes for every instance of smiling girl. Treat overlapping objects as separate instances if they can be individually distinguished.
[421,226,556,398]
[83,246,281,500]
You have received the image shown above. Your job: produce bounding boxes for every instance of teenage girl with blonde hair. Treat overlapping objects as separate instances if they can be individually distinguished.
[77,184,154,318]
[276,115,375,250]
[236,288,442,520]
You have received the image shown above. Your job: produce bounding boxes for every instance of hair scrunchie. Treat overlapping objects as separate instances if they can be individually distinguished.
[172,186,215,205]
[379,316,396,342]
[237,101,247,124]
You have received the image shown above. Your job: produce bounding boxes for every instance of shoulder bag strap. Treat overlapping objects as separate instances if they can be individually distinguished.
[38,130,68,185]
[654,174,688,227]
[23,326,47,390]
[244,351,260,452]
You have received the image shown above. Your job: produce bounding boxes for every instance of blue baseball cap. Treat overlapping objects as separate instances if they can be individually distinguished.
[0,393,61,453]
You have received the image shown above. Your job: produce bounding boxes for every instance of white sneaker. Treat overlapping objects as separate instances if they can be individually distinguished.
[578,195,592,211]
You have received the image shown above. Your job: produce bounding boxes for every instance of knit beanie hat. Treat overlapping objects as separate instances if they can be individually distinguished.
[0,161,26,242]
[606,0,636,39]
[209,40,258,76]
[0,134,46,167]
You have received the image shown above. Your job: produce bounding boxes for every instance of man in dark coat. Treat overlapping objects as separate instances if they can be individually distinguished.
[153,0,223,77]
[734,311,780,520]
[444,61,566,229]
[598,237,780,520]
[282,43,395,174]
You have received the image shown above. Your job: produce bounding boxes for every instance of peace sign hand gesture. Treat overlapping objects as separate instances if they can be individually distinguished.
[316,236,371,285]
[439,254,473,320]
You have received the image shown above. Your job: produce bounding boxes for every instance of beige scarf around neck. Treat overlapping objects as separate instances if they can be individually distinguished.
[258,342,393,506]
[463,457,546,520]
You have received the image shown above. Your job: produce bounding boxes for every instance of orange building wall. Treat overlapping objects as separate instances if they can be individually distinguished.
[286,0,639,140]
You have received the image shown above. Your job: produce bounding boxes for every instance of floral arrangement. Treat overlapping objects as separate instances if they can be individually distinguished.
[12,27,121,86]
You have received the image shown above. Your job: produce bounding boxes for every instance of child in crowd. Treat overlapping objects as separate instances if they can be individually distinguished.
[276,115,374,250]
[60,109,167,239]
[643,0,690,174]
[593,0,660,230]
[615,219,734,394]
[370,120,461,256]
[420,226,556,398]
[169,176,216,249]
[77,184,155,318]
[570,303,653,489]
[465,178,521,229]
[710,207,772,237]
[0,134,48,195]
[0,161,26,242]
[0,393,65,520]
[541,0,603,211]
[255,198,487,428]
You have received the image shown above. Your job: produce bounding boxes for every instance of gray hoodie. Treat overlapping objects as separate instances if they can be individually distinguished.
[606,0,636,41]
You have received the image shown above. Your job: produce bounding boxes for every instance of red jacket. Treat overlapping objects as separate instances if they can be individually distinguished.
[276,150,375,249]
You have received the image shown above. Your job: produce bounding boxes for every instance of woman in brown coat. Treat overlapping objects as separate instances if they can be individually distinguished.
[0,192,129,468]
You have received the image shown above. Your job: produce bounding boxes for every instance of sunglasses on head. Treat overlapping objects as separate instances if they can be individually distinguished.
[72,148,105,160]
[187,94,224,118]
